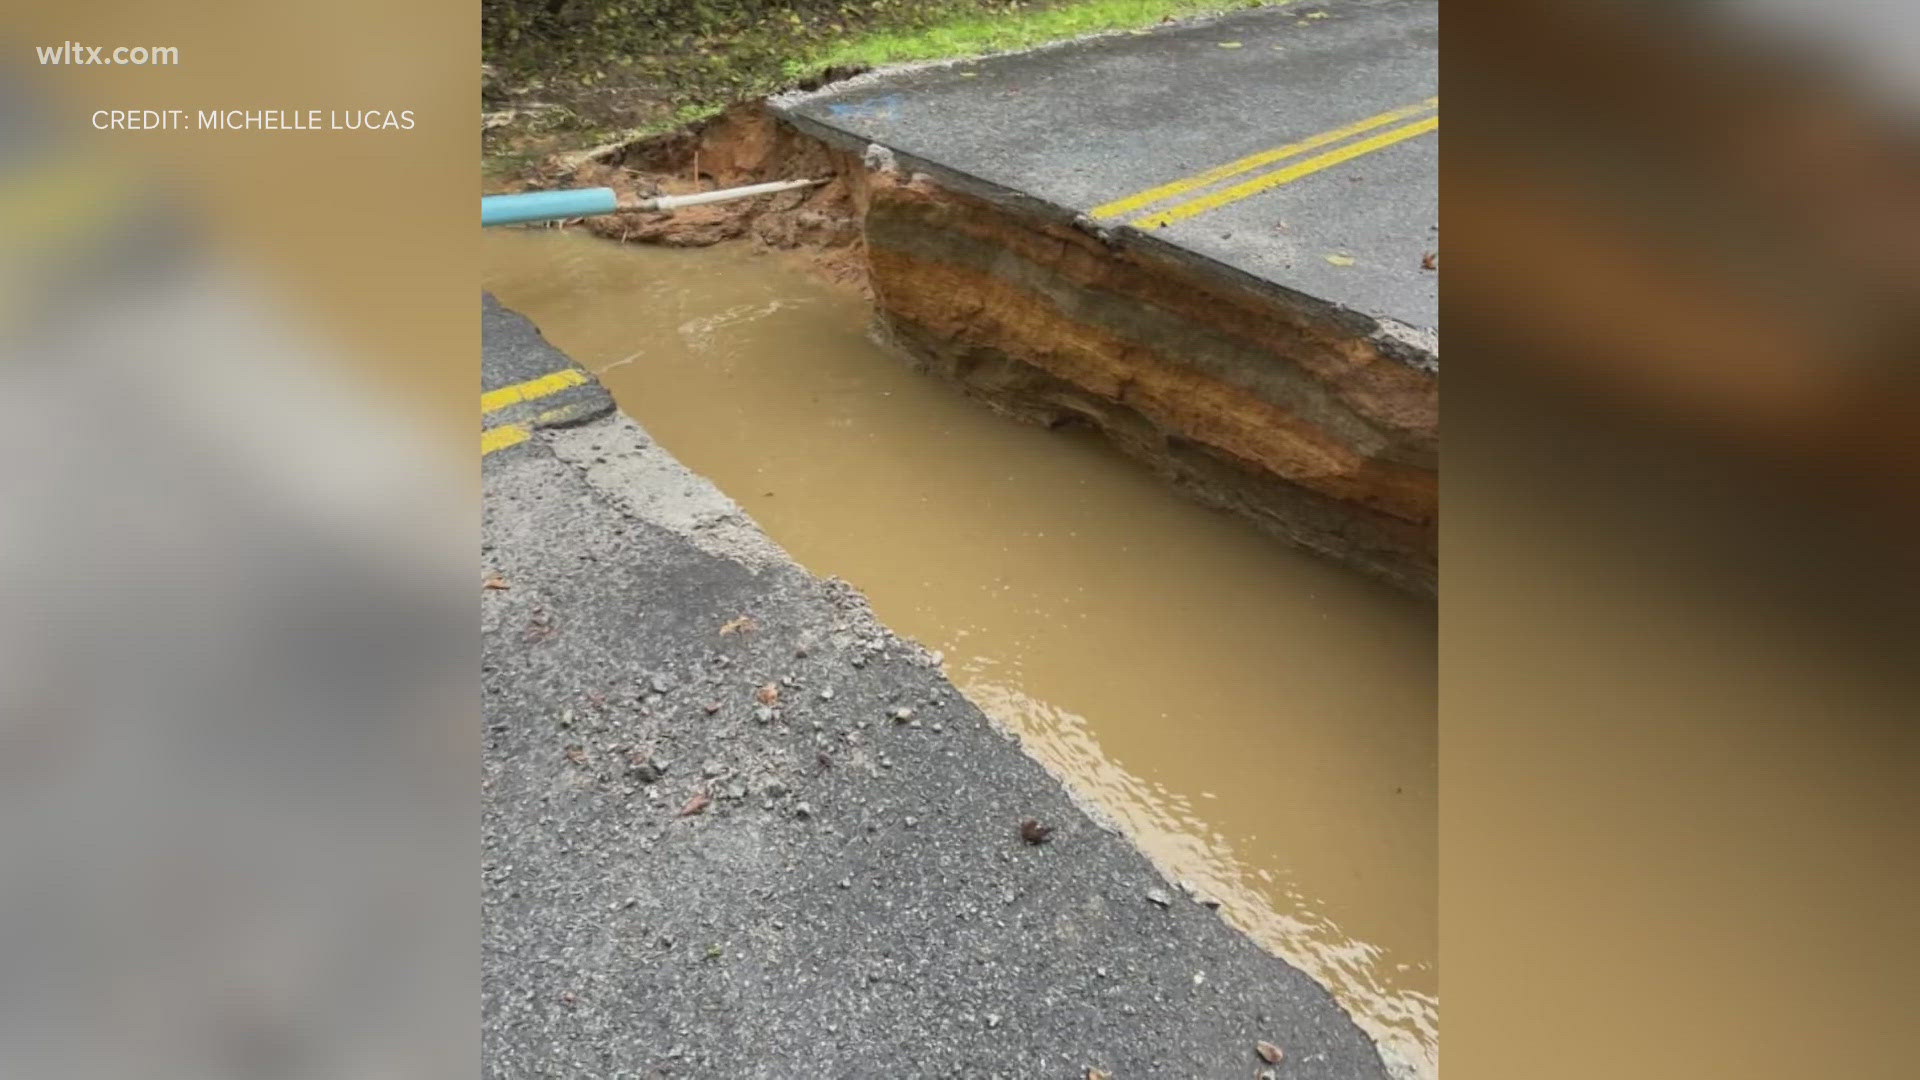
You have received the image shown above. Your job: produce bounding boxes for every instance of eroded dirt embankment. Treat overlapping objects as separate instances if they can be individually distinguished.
[537,103,873,290]
[532,103,1437,593]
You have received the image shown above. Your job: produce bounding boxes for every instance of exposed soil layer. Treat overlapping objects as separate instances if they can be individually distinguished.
[863,172,1437,593]
[538,103,873,291]
[534,102,1438,592]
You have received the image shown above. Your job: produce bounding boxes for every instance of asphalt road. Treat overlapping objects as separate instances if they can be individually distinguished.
[481,296,1392,1077]
[774,0,1438,332]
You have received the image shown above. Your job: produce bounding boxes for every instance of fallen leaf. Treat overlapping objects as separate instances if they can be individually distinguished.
[1217,41,1243,48]
[1256,1040,1285,1064]
[703,701,721,715]
[1088,1070,1112,1080]
[564,744,588,767]
[1325,253,1356,266]
[482,574,510,590]
[1020,818,1054,845]
[755,683,780,706]
[718,615,757,636]
[1420,250,1438,270]
[1307,10,1330,18]
[677,790,712,817]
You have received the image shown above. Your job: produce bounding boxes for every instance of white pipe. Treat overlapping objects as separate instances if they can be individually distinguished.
[624,177,827,213]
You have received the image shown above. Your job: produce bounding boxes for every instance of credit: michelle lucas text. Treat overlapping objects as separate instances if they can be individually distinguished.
[91,109,417,132]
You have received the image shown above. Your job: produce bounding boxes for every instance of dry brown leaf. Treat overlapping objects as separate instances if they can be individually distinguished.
[1420,251,1438,271]
[1256,1040,1284,1064]
[677,790,712,817]
[718,615,757,636]
[1020,818,1055,845]
[755,683,780,706]
[483,574,510,590]
[1087,1070,1112,1080]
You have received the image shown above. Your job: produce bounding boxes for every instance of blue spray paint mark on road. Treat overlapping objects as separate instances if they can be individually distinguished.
[826,94,905,120]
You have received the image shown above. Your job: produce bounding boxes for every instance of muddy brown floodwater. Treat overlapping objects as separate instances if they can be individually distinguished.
[482,228,1438,1078]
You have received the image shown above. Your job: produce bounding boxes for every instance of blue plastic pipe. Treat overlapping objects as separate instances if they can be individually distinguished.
[482,187,620,227]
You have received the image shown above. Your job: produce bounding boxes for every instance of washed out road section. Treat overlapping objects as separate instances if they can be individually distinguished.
[774,0,1439,331]
[481,296,1390,1078]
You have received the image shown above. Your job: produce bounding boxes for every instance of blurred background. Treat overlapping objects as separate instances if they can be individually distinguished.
[3,2,472,1077]
[1445,1,1917,1077]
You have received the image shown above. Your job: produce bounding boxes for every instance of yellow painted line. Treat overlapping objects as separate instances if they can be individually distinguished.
[481,424,531,456]
[535,403,589,426]
[480,368,587,416]
[1089,97,1436,221]
[1131,114,1438,229]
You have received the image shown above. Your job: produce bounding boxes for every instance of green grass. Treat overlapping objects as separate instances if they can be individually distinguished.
[483,0,1295,180]
[796,0,1288,74]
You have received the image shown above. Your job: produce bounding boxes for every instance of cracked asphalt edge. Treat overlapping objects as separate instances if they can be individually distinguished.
[481,294,1398,1079]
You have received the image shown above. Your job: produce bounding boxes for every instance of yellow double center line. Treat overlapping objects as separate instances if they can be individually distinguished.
[481,367,589,456]
[1092,96,1437,230]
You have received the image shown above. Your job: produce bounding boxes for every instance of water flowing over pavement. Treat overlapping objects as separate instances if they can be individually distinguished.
[482,294,1395,1078]
[482,231,1437,1077]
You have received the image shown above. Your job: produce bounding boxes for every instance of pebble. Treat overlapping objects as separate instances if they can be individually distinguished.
[891,706,915,723]
[1146,888,1172,908]
[794,801,813,820]
[648,675,671,694]
[818,687,835,701]
[904,816,918,829]
[755,706,776,724]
